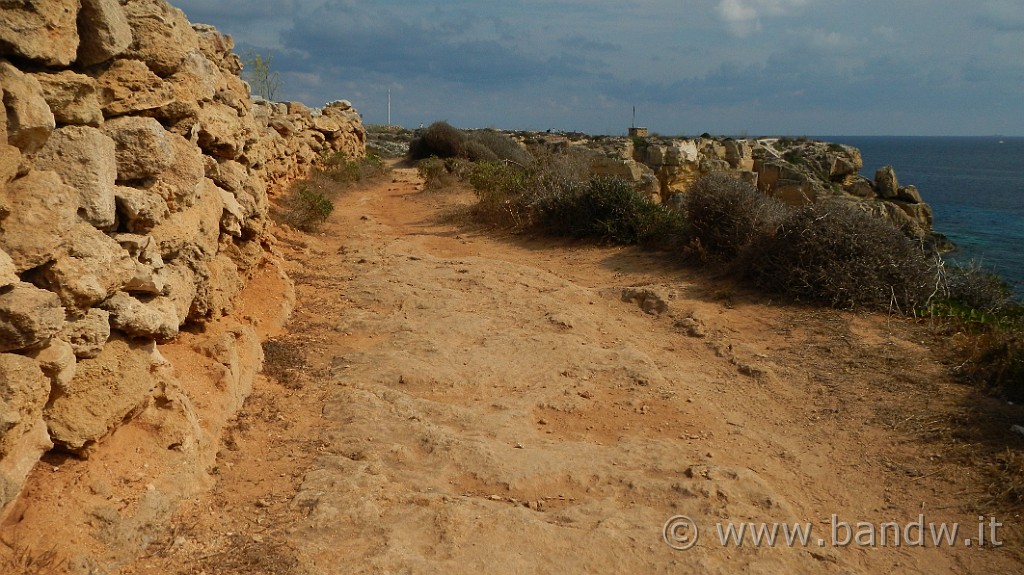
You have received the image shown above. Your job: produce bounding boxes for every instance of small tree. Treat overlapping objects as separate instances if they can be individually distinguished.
[242,50,281,101]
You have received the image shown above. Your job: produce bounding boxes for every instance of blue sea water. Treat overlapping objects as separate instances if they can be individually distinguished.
[826,136,1024,298]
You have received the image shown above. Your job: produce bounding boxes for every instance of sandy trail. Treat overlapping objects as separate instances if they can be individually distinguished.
[125,166,1019,574]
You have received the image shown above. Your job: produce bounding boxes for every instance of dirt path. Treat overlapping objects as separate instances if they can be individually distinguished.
[125,166,1021,574]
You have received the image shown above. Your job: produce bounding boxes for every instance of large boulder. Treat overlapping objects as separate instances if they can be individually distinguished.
[0,0,80,67]
[77,0,133,66]
[121,0,199,77]
[102,116,173,181]
[34,71,104,127]
[0,61,56,154]
[0,170,79,272]
[32,126,118,229]
[43,335,162,452]
[35,224,135,312]
[0,283,65,353]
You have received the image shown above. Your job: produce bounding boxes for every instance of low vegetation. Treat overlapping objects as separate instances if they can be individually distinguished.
[278,152,390,231]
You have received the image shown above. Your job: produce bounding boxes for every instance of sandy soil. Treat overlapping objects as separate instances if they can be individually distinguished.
[5,165,1023,574]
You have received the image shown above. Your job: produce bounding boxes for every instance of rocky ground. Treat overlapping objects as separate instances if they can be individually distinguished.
[7,163,1020,574]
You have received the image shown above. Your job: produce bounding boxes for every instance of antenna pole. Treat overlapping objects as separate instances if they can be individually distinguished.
[632,106,636,129]
[388,89,392,126]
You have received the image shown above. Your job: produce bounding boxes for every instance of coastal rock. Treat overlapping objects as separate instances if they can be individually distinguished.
[897,185,923,204]
[77,0,133,67]
[874,166,899,199]
[0,170,78,272]
[32,125,119,229]
[0,283,65,353]
[0,61,56,154]
[0,0,80,67]
[34,71,104,127]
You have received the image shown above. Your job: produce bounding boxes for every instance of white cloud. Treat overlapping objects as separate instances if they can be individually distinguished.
[717,0,811,36]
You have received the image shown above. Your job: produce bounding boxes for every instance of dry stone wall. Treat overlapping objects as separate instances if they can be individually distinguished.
[0,0,365,514]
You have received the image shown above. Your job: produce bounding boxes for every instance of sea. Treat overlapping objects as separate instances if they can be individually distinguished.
[824,136,1024,299]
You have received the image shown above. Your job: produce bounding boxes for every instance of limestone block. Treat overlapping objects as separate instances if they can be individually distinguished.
[0,142,20,185]
[33,126,118,229]
[34,71,103,127]
[60,308,110,359]
[114,234,167,295]
[0,171,78,272]
[77,0,133,66]
[147,131,205,209]
[0,353,52,510]
[0,61,56,154]
[197,102,246,159]
[0,283,65,353]
[0,0,80,66]
[121,0,200,76]
[92,58,174,117]
[43,335,161,452]
[149,178,224,260]
[100,292,179,340]
[26,337,77,390]
[37,224,135,311]
[219,188,244,238]
[114,185,170,233]
[102,116,173,181]
[0,249,16,287]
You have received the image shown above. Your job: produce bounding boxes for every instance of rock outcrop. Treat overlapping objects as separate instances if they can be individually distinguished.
[0,0,365,516]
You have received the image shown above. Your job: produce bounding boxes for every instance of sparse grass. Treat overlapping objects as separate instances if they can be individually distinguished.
[277,153,390,231]
[0,542,65,575]
[683,172,787,260]
[408,122,532,165]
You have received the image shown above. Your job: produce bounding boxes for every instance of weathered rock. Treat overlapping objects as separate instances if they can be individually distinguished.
[621,287,669,316]
[102,116,173,181]
[26,337,77,390]
[0,249,16,288]
[114,234,167,295]
[0,0,80,67]
[114,185,169,233]
[191,23,240,74]
[197,102,247,159]
[829,149,862,179]
[897,185,923,204]
[219,188,244,238]
[874,166,899,199]
[60,308,110,359]
[0,143,21,186]
[894,200,933,230]
[32,126,118,229]
[91,58,174,117]
[772,180,817,206]
[0,61,56,154]
[121,0,199,77]
[0,170,78,272]
[34,71,103,127]
[843,175,876,199]
[100,292,179,340]
[0,283,65,353]
[36,224,135,312]
[77,0,133,66]
[0,353,52,512]
[43,335,161,452]
[147,131,205,209]
[149,178,224,260]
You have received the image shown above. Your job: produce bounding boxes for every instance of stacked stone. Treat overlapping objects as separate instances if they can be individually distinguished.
[0,0,364,512]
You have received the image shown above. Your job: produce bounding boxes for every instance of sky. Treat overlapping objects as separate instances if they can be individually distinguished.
[175,0,1024,136]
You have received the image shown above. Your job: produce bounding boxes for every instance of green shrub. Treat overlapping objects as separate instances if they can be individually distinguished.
[409,122,530,165]
[283,183,333,231]
[745,201,937,310]
[408,121,465,159]
[684,172,788,259]
[417,156,459,191]
[536,177,686,246]
[322,152,389,183]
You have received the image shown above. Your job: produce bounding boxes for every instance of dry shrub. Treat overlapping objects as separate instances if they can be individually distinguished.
[745,201,937,310]
[684,172,788,259]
